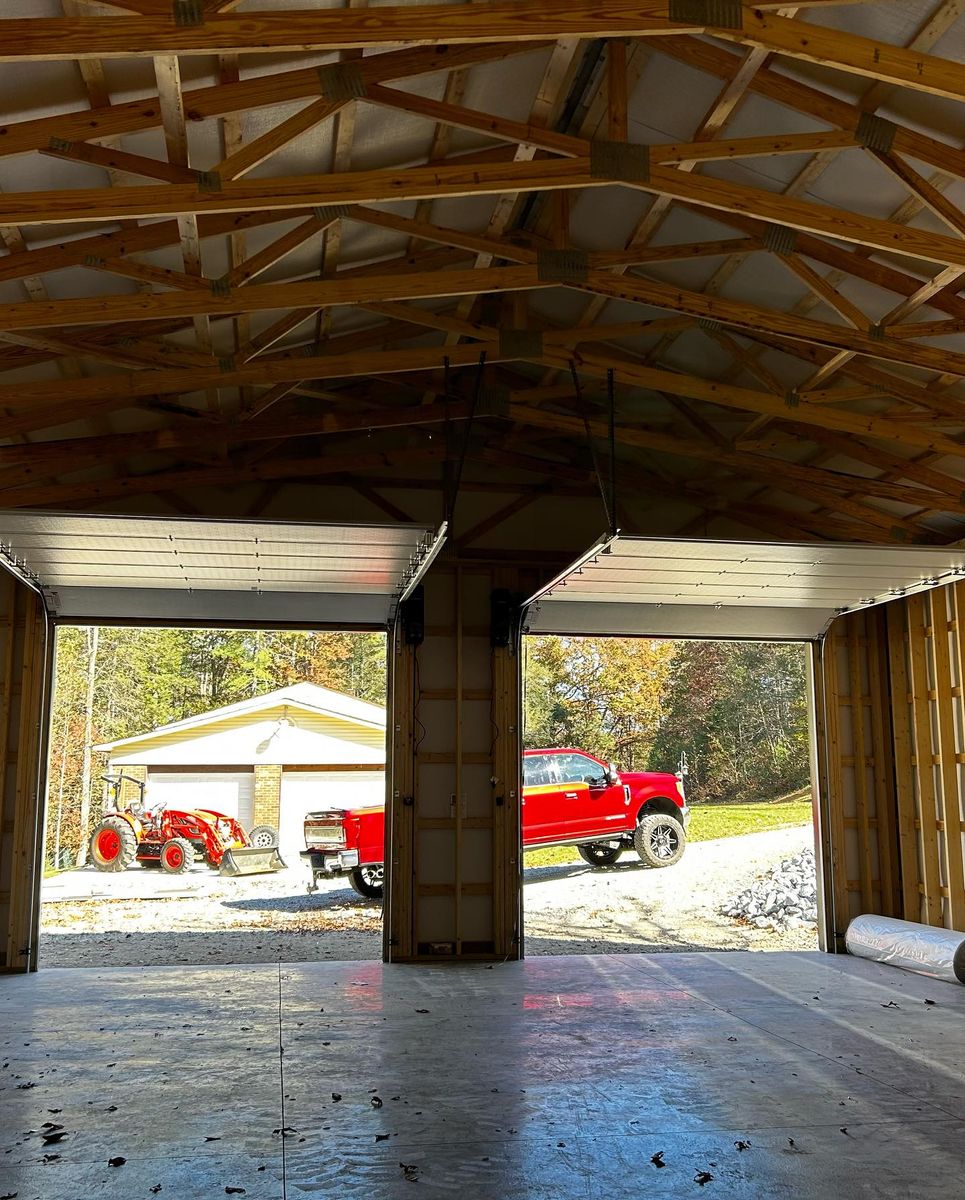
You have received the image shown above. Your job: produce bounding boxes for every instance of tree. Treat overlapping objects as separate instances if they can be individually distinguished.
[523,636,674,766]
[648,641,809,803]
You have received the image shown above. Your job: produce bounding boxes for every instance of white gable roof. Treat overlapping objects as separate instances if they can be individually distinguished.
[95,680,385,753]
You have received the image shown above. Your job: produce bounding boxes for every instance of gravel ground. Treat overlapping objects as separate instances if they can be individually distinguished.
[39,824,817,967]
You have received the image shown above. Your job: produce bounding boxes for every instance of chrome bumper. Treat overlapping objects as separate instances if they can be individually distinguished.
[300,848,360,874]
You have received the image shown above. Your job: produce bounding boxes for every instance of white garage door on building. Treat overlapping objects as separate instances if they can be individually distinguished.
[279,771,385,854]
[146,771,255,829]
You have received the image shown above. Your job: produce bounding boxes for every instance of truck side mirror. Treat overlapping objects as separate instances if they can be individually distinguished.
[607,762,619,785]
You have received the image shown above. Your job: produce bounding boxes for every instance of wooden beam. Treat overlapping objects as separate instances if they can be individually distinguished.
[0,445,448,509]
[6,154,965,275]
[2,257,963,385]
[655,35,965,183]
[364,79,858,166]
[0,265,542,331]
[1,325,962,463]
[3,5,961,105]
[715,9,965,102]
[0,41,538,160]
[0,6,707,62]
[40,138,200,184]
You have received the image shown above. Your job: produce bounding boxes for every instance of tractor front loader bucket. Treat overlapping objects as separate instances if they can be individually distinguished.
[220,846,287,877]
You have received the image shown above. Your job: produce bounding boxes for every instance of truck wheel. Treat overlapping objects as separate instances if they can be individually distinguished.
[159,837,195,874]
[634,814,685,867]
[348,865,384,900]
[248,825,278,849]
[578,842,623,867]
[89,817,138,872]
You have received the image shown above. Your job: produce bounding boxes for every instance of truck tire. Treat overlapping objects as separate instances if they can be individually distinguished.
[159,836,195,874]
[348,864,384,900]
[634,814,685,868]
[578,842,623,867]
[248,824,278,849]
[89,817,138,872]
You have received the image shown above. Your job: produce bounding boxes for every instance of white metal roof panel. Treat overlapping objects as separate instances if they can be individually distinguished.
[526,536,965,640]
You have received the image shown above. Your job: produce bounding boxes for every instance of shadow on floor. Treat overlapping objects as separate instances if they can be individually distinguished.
[523,933,741,955]
[521,859,648,885]
[39,925,381,968]
[220,888,377,914]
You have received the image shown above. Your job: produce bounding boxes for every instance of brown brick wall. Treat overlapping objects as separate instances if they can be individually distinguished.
[253,764,282,830]
[116,765,147,809]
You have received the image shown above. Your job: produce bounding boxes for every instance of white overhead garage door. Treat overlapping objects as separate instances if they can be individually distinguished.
[526,535,965,640]
[0,511,443,626]
[279,771,385,855]
[146,772,255,830]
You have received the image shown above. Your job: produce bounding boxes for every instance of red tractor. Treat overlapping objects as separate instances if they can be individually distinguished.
[89,775,286,876]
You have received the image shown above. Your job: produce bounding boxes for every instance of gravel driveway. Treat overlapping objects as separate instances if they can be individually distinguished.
[39,824,817,967]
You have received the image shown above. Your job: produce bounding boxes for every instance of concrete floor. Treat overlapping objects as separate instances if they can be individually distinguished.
[1,953,963,1198]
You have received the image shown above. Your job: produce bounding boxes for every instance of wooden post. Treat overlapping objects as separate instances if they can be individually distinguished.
[906,594,944,926]
[886,602,922,920]
[607,39,628,142]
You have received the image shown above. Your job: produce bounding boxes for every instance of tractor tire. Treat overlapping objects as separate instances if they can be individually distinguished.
[577,842,623,868]
[89,817,138,873]
[248,824,279,849]
[159,836,195,875]
[633,813,686,868]
[348,864,384,900]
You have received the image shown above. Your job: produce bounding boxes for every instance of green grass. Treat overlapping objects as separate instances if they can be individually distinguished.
[523,793,812,869]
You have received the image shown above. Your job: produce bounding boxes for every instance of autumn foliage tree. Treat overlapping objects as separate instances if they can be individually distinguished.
[524,636,674,768]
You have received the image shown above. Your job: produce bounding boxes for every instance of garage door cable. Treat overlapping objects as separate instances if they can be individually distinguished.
[570,359,618,536]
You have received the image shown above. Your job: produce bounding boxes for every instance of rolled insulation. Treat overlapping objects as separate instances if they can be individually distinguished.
[846,914,965,985]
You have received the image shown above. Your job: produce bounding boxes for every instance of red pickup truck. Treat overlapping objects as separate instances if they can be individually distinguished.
[301,747,689,899]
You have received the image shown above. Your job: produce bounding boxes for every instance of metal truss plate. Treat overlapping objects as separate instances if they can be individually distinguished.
[856,113,897,154]
[589,140,650,183]
[173,0,203,28]
[498,329,544,359]
[317,62,367,101]
[537,248,588,283]
[668,0,743,28]
[762,224,797,255]
[313,205,352,221]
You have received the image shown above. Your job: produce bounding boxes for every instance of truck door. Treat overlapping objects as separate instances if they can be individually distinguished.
[521,754,565,845]
[553,752,628,840]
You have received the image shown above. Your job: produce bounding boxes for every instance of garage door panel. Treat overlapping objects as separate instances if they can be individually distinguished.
[146,772,254,829]
[280,771,385,855]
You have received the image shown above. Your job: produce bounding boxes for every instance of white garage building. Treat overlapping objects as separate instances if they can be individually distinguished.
[95,682,386,855]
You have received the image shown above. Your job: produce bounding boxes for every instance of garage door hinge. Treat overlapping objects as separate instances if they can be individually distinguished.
[19,945,32,958]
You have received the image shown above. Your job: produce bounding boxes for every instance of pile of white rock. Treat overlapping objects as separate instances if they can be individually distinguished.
[720,848,818,930]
